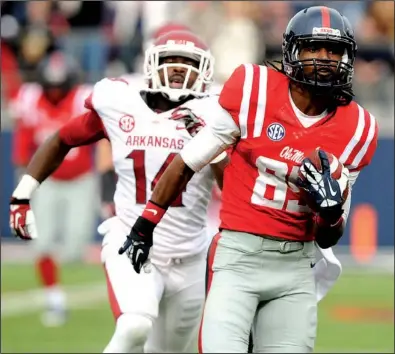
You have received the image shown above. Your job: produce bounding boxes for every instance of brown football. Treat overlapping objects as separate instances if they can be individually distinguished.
[298,149,349,211]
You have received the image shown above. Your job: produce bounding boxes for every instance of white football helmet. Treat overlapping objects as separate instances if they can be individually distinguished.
[144,30,215,102]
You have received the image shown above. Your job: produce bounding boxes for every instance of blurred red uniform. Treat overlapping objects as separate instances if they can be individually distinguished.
[11,52,97,327]
[12,83,93,179]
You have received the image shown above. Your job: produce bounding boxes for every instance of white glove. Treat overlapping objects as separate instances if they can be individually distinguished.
[9,175,40,240]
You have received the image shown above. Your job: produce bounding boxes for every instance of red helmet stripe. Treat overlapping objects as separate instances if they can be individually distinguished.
[321,6,331,27]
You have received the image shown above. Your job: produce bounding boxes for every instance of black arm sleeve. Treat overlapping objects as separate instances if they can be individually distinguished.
[100,169,117,203]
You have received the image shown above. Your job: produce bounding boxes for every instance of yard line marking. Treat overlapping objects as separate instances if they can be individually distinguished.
[1,282,107,318]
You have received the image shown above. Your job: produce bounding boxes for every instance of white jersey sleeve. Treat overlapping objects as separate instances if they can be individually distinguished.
[342,170,359,224]
[180,95,240,172]
[91,77,130,115]
[121,73,146,89]
[90,77,140,136]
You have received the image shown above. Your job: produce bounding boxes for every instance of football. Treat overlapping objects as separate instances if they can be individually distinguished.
[298,149,349,211]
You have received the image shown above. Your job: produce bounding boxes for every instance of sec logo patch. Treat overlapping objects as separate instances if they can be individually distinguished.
[119,114,135,133]
[267,123,285,141]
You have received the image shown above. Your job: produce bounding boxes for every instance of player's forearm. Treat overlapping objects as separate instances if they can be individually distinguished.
[26,132,71,183]
[12,132,71,200]
[314,217,345,248]
[150,154,195,208]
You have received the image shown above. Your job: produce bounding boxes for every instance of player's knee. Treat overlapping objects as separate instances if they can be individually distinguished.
[115,313,153,347]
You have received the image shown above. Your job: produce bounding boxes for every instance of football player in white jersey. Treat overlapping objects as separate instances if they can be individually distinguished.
[97,22,223,222]
[97,22,193,221]
[9,30,229,353]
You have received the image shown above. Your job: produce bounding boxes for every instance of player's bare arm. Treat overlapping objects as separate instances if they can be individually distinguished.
[150,155,195,208]
[118,101,240,273]
[150,140,230,207]
[24,132,73,183]
[27,111,105,183]
[9,110,106,240]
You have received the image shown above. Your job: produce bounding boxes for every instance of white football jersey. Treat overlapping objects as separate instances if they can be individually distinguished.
[91,78,221,259]
[121,73,147,89]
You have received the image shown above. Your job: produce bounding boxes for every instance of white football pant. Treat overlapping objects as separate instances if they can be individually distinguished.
[99,216,206,353]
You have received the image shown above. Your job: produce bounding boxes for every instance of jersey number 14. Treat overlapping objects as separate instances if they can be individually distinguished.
[127,150,184,207]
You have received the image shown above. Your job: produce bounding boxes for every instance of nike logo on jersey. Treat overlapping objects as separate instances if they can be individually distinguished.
[146,209,158,215]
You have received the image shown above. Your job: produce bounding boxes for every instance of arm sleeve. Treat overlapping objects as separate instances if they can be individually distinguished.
[180,101,240,172]
[179,66,247,172]
[100,169,117,203]
[341,170,360,224]
[58,95,108,147]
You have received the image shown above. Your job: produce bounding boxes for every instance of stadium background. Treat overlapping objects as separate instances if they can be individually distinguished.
[1,1,393,353]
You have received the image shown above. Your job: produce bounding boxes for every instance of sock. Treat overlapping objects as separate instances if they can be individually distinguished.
[36,255,66,311]
[103,315,150,353]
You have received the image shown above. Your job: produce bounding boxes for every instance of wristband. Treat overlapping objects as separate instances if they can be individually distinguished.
[12,175,40,200]
[210,151,227,165]
[316,215,343,228]
[141,200,167,224]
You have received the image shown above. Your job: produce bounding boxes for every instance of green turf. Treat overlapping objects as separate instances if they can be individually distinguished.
[316,272,394,353]
[2,306,112,353]
[1,264,393,353]
[1,263,104,292]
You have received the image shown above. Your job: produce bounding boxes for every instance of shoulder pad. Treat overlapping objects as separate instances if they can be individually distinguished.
[90,77,139,117]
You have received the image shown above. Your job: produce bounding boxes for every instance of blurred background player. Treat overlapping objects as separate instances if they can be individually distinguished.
[11,50,97,327]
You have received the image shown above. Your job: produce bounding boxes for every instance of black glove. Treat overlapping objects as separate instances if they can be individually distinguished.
[297,150,345,224]
[118,216,156,274]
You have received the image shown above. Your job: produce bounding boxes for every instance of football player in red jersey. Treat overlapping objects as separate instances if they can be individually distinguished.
[119,6,378,353]
[11,51,94,327]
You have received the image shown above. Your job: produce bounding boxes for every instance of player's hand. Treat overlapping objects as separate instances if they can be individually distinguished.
[170,107,205,137]
[118,216,155,274]
[9,197,38,240]
[297,150,348,223]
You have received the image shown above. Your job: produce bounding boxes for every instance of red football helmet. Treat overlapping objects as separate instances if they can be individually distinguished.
[152,23,192,41]
[143,30,215,102]
[143,23,192,52]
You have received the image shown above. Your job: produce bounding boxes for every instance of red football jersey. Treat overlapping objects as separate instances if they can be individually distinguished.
[12,83,95,180]
[218,64,378,242]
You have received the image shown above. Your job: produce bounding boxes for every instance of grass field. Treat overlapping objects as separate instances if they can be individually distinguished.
[1,264,394,353]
